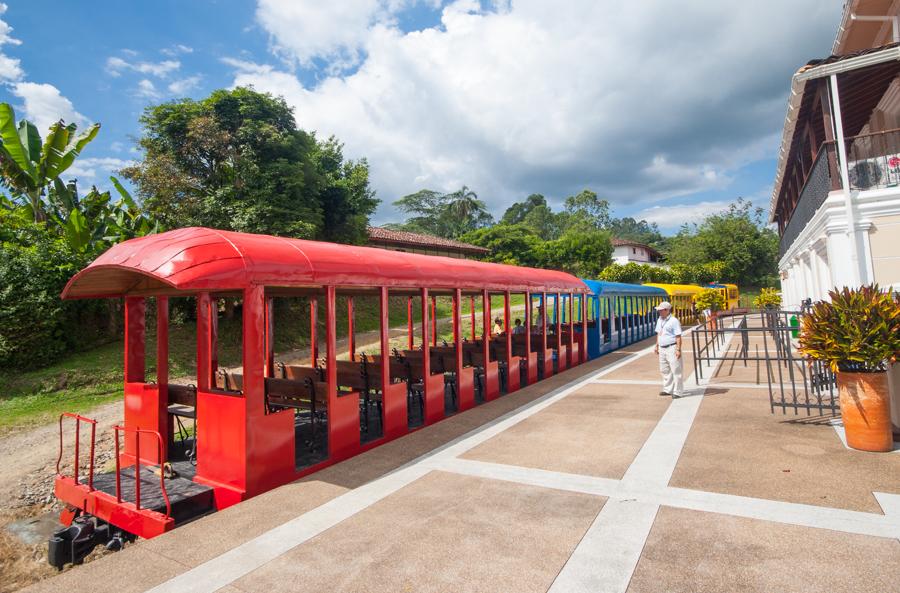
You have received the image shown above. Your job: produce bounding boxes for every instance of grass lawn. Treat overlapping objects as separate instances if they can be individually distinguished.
[0,293,530,433]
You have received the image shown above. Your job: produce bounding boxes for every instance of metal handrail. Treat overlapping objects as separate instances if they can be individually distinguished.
[112,424,171,518]
[56,413,98,490]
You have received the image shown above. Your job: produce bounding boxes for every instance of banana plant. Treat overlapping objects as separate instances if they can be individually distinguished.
[0,102,100,222]
[47,176,159,254]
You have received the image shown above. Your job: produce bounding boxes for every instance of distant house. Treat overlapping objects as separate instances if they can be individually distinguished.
[611,239,663,266]
[367,226,490,259]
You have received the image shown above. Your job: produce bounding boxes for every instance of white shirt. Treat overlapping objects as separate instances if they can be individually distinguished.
[655,315,682,347]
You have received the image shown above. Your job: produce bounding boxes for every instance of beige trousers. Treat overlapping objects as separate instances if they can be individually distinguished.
[659,346,684,396]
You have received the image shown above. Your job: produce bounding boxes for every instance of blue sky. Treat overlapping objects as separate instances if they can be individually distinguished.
[0,1,842,232]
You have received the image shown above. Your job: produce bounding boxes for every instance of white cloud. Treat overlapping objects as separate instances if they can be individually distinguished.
[10,82,89,132]
[106,56,180,78]
[633,200,731,232]
[233,0,837,221]
[65,157,134,182]
[161,44,193,56]
[110,141,125,152]
[255,0,433,70]
[135,78,161,100]
[0,2,22,81]
[168,75,202,95]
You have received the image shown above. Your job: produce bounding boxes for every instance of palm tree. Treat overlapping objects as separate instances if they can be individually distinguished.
[444,185,492,237]
[0,103,100,222]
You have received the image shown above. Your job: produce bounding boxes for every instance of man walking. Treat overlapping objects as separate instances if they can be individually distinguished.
[654,301,683,398]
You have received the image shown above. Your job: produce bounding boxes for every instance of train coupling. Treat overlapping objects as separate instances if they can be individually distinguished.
[47,515,133,569]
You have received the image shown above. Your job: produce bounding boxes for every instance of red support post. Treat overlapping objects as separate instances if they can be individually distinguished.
[380,287,406,438]
[309,297,318,367]
[524,292,534,384]
[196,293,212,391]
[568,292,575,367]
[407,296,414,349]
[470,295,476,341]
[482,289,499,399]
[265,296,275,377]
[453,288,474,410]
[347,297,355,361]
[581,294,588,363]
[541,292,551,377]
[421,287,442,423]
[327,286,360,460]
[155,297,169,462]
[504,290,519,393]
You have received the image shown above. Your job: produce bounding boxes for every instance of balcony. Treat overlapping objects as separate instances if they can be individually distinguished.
[779,128,900,257]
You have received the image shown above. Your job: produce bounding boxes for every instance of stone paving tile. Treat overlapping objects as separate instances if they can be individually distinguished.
[670,388,900,512]
[230,471,605,593]
[627,506,900,593]
[21,548,189,593]
[461,382,670,479]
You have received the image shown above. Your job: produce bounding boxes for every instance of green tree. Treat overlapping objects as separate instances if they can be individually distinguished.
[522,202,564,240]
[666,199,778,286]
[122,87,376,242]
[392,186,492,238]
[315,138,378,244]
[562,189,610,231]
[460,223,543,266]
[538,228,613,277]
[0,103,100,222]
[501,193,547,225]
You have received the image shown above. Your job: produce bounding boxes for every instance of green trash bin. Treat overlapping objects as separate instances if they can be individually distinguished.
[790,315,799,338]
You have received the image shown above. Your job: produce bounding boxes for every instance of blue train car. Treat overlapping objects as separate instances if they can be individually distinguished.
[581,280,667,358]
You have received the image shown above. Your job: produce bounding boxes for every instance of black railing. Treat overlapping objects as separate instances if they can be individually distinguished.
[779,144,833,257]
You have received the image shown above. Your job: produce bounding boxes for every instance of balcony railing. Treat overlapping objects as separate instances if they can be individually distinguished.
[844,127,900,191]
[780,144,833,257]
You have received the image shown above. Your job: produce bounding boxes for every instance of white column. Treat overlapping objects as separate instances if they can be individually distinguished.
[814,242,831,298]
[825,230,850,288]
[807,250,821,302]
[801,252,814,303]
[829,74,863,285]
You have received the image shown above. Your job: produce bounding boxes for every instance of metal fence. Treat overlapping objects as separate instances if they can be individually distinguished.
[690,310,837,415]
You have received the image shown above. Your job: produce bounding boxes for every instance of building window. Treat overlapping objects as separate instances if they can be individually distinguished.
[632,248,636,254]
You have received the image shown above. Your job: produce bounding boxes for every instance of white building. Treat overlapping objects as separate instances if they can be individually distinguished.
[772,0,900,309]
[611,239,664,266]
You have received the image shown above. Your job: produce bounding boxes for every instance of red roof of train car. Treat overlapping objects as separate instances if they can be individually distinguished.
[62,227,589,298]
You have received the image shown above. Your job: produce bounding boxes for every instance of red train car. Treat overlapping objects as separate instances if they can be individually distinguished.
[49,227,589,566]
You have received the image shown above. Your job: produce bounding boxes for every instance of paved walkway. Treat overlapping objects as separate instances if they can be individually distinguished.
[24,330,900,593]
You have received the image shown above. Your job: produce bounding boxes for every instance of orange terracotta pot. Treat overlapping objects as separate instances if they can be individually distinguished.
[837,371,893,452]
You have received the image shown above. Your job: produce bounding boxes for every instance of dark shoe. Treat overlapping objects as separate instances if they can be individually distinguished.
[659,391,670,396]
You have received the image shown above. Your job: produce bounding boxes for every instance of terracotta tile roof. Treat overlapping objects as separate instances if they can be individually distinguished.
[367,226,490,254]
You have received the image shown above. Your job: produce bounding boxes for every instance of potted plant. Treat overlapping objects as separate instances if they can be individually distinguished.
[799,285,900,452]
[694,288,726,327]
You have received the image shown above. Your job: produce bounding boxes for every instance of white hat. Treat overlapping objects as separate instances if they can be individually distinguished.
[655,301,672,311]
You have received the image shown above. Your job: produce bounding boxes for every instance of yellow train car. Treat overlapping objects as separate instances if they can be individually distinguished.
[708,283,740,310]
[643,283,704,324]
